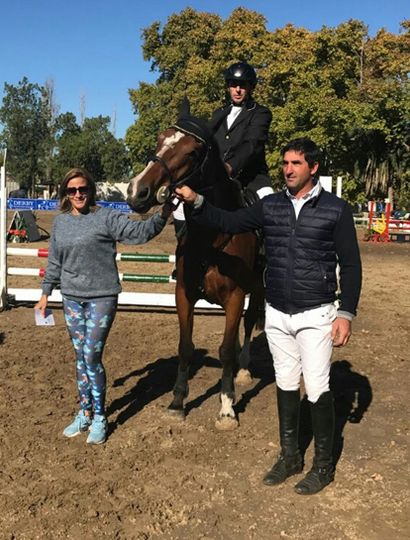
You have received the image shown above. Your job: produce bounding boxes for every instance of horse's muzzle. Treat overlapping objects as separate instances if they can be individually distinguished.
[126,183,153,213]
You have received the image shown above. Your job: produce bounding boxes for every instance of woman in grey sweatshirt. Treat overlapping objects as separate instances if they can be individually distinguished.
[35,168,171,445]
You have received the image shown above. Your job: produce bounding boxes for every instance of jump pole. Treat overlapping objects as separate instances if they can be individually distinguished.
[7,267,177,283]
[4,213,245,310]
[7,288,232,310]
[6,269,249,309]
[0,150,7,310]
[6,247,176,263]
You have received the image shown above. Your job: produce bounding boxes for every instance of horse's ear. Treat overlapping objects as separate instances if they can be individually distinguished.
[179,96,191,119]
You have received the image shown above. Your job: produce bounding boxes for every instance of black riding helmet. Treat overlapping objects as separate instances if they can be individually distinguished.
[223,62,257,87]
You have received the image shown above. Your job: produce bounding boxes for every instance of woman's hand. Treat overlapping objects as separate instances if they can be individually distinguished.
[160,201,174,219]
[34,294,49,317]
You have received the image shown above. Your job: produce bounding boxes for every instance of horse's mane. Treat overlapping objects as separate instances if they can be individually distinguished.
[173,98,239,211]
[173,116,213,146]
[174,96,213,145]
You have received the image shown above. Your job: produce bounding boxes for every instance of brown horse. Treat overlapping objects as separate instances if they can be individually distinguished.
[127,102,264,430]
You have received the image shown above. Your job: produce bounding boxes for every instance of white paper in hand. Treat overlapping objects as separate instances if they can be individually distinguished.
[34,308,55,326]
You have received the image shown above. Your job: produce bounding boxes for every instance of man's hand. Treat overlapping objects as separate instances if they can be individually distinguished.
[224,162,233,178]
[331,317,352,347]
[175,186,198,204]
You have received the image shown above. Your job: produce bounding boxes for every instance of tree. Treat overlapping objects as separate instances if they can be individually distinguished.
[126,9,410,204]
[350,21,410,201]
[43,78,60,184]
[1,78,132,191]
[126,8,273,171]
[51,112,82,181]
[52,114,131,183]
[0,77,51,194]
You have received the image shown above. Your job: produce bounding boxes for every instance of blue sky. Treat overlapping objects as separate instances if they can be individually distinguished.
[2,0,408,139]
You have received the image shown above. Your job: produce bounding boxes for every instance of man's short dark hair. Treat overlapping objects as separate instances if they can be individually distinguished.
[281,138,321,168]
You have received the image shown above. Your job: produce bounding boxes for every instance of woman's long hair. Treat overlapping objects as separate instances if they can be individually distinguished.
[59,167,97,213]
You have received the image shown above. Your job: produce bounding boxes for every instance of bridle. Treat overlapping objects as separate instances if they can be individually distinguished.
[150,147,206,189]
[148,123,212,203]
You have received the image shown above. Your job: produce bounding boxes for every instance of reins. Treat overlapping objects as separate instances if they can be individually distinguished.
[149,123,213,203]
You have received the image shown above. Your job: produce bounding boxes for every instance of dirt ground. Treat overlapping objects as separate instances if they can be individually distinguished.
[1,210,409,540]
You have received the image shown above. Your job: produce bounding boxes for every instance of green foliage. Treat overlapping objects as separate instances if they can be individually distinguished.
[52,115,131,183]
[127,9,410,205]
[0,80,131,191]
[0,77,50,193]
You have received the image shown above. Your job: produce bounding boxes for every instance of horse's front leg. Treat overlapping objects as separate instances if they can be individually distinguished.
[235,302,254,386]
[236,282,265,386]
[215,295,245,431]
[167,285,194,419]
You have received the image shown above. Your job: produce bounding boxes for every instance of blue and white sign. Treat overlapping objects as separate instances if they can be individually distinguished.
[5,198,132,213]
[97,201,131,213]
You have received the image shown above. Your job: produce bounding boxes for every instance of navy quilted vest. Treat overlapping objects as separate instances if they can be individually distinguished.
[263,190,345,314]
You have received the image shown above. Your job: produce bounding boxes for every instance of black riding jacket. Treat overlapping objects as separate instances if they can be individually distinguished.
[192,188,362,315]
[210,98,271,187]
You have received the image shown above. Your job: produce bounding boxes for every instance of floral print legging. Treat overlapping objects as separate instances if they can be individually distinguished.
[62,297,117,415]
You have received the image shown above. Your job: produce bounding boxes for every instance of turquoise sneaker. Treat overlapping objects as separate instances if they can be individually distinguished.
[63,410,92,438]
[86,414,108,445]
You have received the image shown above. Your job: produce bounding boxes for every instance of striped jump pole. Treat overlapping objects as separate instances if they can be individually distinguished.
[8,268,46,277]
[6,247,176,263]
[6,247,49,258]
[5,246,240,310]
[7,267,176,283]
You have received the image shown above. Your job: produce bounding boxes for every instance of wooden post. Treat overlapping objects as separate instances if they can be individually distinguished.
[0,150,8,310]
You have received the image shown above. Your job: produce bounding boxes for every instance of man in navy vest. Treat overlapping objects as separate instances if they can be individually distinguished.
[175,138,362,495]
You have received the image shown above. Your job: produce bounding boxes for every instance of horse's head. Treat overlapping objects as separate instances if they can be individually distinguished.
[127,109,212,214]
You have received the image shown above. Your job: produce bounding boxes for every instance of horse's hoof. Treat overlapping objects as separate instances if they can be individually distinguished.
[235,368,253,386]
[167,405,185,420]
[215,416,238,431]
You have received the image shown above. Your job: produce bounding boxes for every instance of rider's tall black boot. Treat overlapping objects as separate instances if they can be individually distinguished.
[294,391,335,495]
[263,388,303,486]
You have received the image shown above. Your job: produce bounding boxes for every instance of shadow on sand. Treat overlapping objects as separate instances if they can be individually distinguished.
[107,331,276,432]
[298,359,373,465]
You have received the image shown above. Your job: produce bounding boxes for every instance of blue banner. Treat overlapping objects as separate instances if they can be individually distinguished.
[5,198,132,213]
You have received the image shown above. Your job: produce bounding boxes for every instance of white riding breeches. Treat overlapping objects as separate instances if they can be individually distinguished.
[265,303,337,403]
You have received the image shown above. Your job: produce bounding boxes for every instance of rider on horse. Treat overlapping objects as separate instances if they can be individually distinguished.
[172,61,273,238]
[210,61,274,206]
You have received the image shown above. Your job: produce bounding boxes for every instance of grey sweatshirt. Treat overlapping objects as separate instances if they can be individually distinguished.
[41,207,167,298]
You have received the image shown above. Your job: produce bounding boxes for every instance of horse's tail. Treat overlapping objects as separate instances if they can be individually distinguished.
[256,305,265,330]
[254,244,266,331]
[253,288,266,331]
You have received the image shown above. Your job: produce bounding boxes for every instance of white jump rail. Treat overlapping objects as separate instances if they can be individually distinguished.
[1,200,236,309]
[7,288,231,310]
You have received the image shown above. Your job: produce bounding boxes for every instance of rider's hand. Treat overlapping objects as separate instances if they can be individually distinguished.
[34,294,49,318]
[175,186,198,204]
[224,162,233,178]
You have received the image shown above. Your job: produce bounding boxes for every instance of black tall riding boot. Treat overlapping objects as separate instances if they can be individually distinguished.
[294,391,335,495]
[263,388,303,486]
